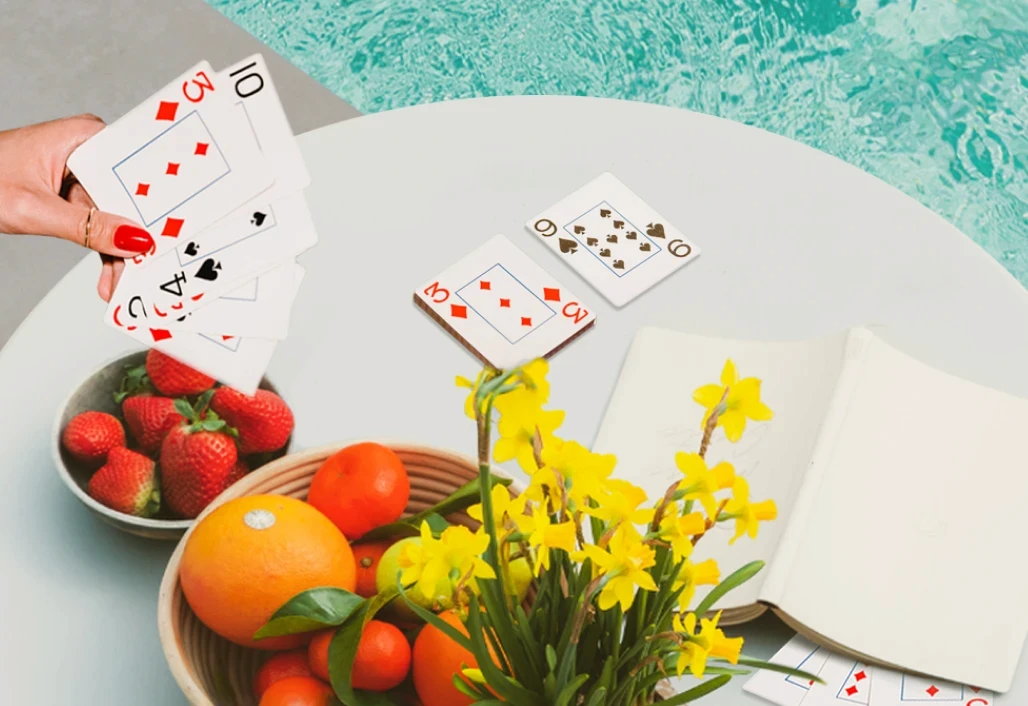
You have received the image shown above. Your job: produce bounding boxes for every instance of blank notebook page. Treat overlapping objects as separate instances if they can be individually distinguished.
[593,327,848,609]
[767,333,1028,691]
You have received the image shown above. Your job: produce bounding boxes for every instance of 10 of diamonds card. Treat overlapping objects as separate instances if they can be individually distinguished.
[525,172,700,307]
[415,235,596,369]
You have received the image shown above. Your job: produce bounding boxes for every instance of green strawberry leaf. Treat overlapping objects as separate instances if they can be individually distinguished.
[196,388,215,413]
[173,398,196,421]
[254,587,365,640]
[327,587,403,706]
[200,418,227,433]
[113,363,151,403]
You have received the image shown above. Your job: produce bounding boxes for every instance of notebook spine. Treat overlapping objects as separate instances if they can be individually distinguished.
[758,327,875,604]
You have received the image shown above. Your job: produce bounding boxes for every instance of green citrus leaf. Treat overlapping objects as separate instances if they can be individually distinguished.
[361,475,512,541]
[327,587,402,706]
[254,587,364,641]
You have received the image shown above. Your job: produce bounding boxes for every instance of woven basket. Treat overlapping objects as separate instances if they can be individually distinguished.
[158,442,501,706]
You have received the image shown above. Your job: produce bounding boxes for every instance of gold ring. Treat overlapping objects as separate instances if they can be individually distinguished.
[84,207,95,250]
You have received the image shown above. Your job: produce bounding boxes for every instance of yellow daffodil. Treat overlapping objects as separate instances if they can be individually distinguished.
[513,502,577,575]
[492,392,564,475]
[673,557,720,611]
[693,359,773,442]
[673,611,743,677]
[658,504,707,562]
[722,476,777,544]
[580,531,658,611]
[675,452,735,519]
[584,479,655,538]
[468,483,516,533]
[528,439,616,510]
[499,358,552,410]
[456,369,497,419]
[399,521,496,601]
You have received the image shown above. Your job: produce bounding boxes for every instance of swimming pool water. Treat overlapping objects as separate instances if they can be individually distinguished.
[211,0,1028,286]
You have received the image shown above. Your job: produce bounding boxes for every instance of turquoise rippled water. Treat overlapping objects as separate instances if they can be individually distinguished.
[211,0,1028,285]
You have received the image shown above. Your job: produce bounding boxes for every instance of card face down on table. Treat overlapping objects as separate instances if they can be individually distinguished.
[68,55,315,393]
[414,235,596,369]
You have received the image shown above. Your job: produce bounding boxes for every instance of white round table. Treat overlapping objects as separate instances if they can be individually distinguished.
[3,97,1026,704]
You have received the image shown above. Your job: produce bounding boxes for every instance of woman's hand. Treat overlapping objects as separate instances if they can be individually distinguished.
[0,115,156,301]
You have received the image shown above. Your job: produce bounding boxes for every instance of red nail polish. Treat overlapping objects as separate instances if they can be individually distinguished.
[113,225,154,253]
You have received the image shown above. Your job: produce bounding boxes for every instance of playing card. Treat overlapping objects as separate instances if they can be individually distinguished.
[216,53,310,202]
[104,191,317,333]
[414,234,596,369]
[869,667,993,706]
[525,172,700,307]
[800,654,872,706]
[68,61,273,265]
[743,635,829,706]
[158,262,303,339]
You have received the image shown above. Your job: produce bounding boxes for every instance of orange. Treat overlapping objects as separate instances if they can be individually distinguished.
[179,495,357,650]
[259,676,332,706]
[352,540,395,598]
[307,629,335,681]
[253,650,313,700]
[413,611,481,706]
[307,443,410,540]
[353,620,412,691]
[308,621,411,692]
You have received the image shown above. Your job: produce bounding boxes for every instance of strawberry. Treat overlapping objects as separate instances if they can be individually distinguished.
[146,349,215,397]
[160,396,240,518]
[61,411,126,468]
[87,447,160,517]
[122,395,185,454]
[210,387,294,454]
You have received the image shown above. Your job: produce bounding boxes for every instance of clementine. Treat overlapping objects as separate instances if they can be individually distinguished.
[307,443,409,540]
[413,611,482,706]
[308,620,411,692]
[352,540,395,598]
[259,676,332,706]
[307,628,335,681]
[253,650,313,700]
[179,495,356,650]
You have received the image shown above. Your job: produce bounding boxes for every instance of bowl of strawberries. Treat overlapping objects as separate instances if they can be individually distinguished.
[52,349,296,540]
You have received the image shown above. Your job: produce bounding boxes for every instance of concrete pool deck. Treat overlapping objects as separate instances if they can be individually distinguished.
[0,0,359,347]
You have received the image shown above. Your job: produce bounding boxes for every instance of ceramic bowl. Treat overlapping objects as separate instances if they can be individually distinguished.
[51,350,288,540]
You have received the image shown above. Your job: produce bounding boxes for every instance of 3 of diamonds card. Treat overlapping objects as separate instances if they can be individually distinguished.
[525,172,699,307]
[415,235,596,369]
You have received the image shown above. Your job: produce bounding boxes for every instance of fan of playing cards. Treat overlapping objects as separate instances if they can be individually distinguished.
[68,55,315,394]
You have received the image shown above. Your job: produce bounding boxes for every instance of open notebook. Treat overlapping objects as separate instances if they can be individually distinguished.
[593,326,1028,692]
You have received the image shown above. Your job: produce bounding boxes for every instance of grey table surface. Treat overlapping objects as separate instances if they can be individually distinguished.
[2,96,1026,704]
[0,0,358,350]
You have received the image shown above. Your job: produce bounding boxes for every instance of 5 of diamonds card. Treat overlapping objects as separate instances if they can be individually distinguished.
[525,172,699,307]
[414,235,596,369]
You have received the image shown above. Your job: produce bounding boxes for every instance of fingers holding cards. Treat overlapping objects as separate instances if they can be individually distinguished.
[67,61,274,265]
[79,55,314,391]
[415,235,596,369]
[526,172,700,307]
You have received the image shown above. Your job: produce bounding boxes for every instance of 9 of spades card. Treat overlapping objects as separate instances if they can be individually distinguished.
[414,235,596,369]
[67,61,274,266]
[525,172,700,307]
